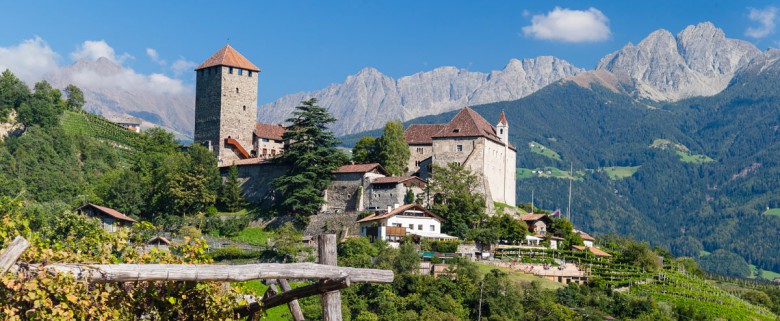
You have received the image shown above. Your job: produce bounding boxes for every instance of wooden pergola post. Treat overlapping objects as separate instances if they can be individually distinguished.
[319,234,342,321]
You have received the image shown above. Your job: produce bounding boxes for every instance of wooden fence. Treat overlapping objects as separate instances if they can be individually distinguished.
[0,234,393,320]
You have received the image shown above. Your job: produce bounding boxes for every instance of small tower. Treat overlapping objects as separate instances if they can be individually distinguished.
[194,45,260,165]
[496,111,509,143]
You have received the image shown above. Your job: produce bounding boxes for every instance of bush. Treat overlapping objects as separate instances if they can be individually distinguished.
[178,225,202,238]
[431,240,460,253]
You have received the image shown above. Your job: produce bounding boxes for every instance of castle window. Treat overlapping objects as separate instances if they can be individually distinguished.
[416,147,424,154]
[248,71,253,77]
[453,128,460,133]
[243,105,246,111]
[456,145,463,152]
[228,67,233,74]
[238,69,243,76]
[236,88,240,94]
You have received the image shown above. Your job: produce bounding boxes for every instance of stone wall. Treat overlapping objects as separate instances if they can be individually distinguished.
[304,212,361,238]
[220,163,290,206]
[194,66,222,152]
[324,172,364,212]
[219,66,259,165]
[407,144,433,175]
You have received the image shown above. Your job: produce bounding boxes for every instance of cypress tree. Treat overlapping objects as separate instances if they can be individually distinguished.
[221,164,244,212]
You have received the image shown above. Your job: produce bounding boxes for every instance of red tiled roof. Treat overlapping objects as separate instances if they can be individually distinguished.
[498,111,508,125]
[195,45,260,71]
[588,247,612,257]
[333,163,390,176]
[357,204,444,223]
[255,123,286,140]
[432,107,501,141]
[80,203,137,223]
[578,232,596,241]
[371,176,427,185]
[405,108,515,150]
[405,124,447,145]
[519,213,549,221]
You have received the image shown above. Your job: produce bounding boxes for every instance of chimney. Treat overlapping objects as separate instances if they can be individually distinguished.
[387,206,392,213]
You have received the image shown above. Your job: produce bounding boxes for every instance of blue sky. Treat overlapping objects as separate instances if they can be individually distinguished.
[1,1,779,104]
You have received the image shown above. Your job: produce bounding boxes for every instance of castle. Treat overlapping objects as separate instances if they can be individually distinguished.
[405,108,516,206]
[194,45,284,165]
[193,45,516,209]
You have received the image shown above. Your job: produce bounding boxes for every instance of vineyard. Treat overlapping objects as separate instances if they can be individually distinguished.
[61,110,142,162]
[633,263,777,320]
[494,247,779,319]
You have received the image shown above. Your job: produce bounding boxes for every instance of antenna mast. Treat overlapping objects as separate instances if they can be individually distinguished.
[567,162,573,222]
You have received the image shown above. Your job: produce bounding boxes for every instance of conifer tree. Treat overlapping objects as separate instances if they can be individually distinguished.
[376,120,410,176]
[272,98,347,218]
[221,164,244,212]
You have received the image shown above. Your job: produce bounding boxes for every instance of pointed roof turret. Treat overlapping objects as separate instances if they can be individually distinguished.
[498,111,508,126]
[195,45,260,71]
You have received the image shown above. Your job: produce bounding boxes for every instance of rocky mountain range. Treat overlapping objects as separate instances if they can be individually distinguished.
[595,22,761,101]
[261,22,765,135]
[259,56,584,135]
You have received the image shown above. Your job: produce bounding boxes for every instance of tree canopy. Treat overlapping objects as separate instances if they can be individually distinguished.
[426,163,487,238]
[272,98,348,218]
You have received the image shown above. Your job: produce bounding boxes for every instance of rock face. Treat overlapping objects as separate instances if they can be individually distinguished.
[596,22,761,101]
[258,56,584,135]
[45,58,195,136]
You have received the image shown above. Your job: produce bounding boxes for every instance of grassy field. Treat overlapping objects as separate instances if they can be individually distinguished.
[528,141,561,161]
[600,166,640,180]
[650,138,714,164]
[749,264,780,280]
[473,262,563,290]
[676,150,715,164]
[233,280,314,320]
[517,167,584,181]
[233,227,275,246]
[763,208,780,217]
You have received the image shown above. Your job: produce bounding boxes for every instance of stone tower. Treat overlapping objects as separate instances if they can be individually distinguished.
[194,45,260,165]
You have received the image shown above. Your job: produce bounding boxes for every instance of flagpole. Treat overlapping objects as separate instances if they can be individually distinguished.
[531,190,534,214]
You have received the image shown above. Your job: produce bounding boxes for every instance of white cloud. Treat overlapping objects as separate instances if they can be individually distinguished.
[0,36,60,85]
[522,7,611,43]
[146,48,166,65]
[71,40,133,63]
[171,58,196,77]
[746,6,778,38]
[68,66,189,96]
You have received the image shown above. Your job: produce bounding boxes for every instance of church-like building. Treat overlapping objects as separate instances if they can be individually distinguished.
[405,108,516,206]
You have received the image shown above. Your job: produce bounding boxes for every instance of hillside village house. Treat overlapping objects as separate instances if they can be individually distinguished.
[76,203,136,232]
[323,163,427,213]
[358,204,456,243]
[575,230,596,248]
[106,115,143,133]
[520,213,553,236]
[405,108,516,207]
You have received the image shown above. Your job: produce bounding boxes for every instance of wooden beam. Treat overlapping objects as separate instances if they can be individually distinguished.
[319,234,342,321]
[279,279,305,321]
[233,276,350,318]
[0,236,30,274]
[31,262,392,283]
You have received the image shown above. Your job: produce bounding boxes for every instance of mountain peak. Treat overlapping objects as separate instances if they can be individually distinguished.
[596,22,760,101]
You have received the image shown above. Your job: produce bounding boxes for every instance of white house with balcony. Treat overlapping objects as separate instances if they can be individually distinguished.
[357,204,457,243]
